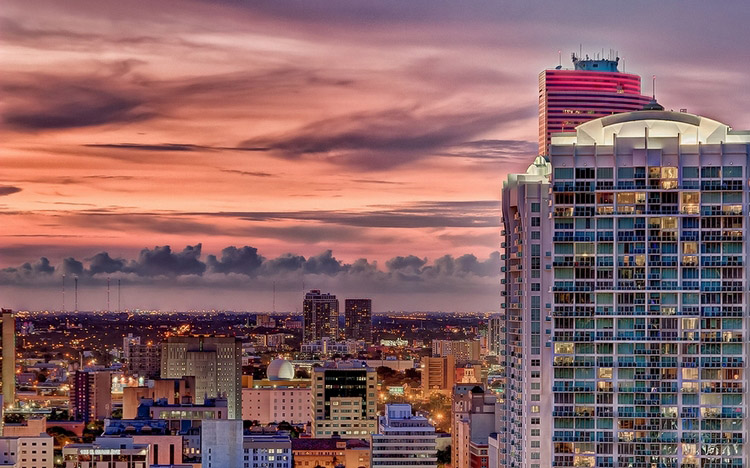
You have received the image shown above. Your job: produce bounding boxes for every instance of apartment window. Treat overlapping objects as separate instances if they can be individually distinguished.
[531,203,540,213]
[531,283,540,291]
[531,217,540,227]
[531,418,540,425]
[531,231,540,240]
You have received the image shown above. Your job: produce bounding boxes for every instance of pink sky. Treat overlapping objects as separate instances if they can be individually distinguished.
[2,0,749,311]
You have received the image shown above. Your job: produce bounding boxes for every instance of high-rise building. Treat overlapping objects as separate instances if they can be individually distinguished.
[486,316,503,357]
[310,362,377,438]
[1,309,15,406]
[431,340,480,364]
[70,370,113,422]
[303,290,339,342]
[502,106,750,468]
[538,54,651,155]
[125,342,161,378]
[161,336,242,419]
[421,356,456,399]
[345,299,373,343]
[371,404,437,468]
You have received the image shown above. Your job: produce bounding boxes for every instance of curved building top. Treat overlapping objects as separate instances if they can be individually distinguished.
[550,109,750,147]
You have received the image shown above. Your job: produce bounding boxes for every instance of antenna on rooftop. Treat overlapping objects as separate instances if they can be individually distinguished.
[558,50,561,68]
[62,274,66,312]
[107,277,111,312]
[118,279,121,312]
[74,276,79,312]
[652,75,656,100]
[273,281,276,313]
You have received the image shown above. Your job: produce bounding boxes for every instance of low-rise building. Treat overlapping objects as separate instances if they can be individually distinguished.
[63,437,149,468]
[0,434,54,468]
[243,435,292,468]
[291,438,370,468]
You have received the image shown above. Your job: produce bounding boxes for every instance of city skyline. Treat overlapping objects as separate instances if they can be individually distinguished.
[3,0,750,311]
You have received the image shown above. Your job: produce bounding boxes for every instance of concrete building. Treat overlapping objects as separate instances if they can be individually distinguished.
[122,376,196,419]
[311,363,377,438]
[63,437,149,468]
[538,53,651,155]
[142,396,229,431]
[1,309,15,406]
[371,404,437,468]
[430,340,480,364]
[291,438,370,468]
[242,359,311,424]
[501,106,750,468]
[104,420,183,466]
[451,385,501,468]
[69,370,112,422]
[303,290,339,342]
[243,435,292,468]
[161,336,242,419]
[455,364,483,384]
[345,299,373,343]
[0,434,53,468]
[201,420,243,468]
[420,356,455,398]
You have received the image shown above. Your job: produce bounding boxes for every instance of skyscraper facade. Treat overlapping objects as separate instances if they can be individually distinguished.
[538,54,651,155]
[345,298,373,343]
[1,309,15,406]
[161,336,243,419]
[303,290,339,342]
[486,316,503,357]
[502,107,750,468]
[310,363,377,438]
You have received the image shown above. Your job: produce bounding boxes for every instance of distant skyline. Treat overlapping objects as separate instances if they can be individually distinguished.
[2,0,750,311]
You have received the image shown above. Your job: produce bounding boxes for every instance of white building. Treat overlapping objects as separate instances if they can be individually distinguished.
[0,434,53,468]
[242,435,292,468]
[371,404,437,468]
[201,420,243,468]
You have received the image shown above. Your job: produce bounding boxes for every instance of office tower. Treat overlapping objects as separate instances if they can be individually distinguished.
[69,370,113,422]
[431,339,480,364]
[486,316,503,357]
[499,155,553,468]
[421,356,456,399]
[345,299,373,343]
[303,290,339,342]
[538,53,651,155]
[310,362,377,438]
[502,107,750,468]
[202,420,244,468]
[371,404,437,468]
[1,309,15,406]
[451,385,502,468]
[161,336,242,419]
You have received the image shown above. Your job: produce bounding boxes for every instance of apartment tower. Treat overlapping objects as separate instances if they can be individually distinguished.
[303,290,339,342]
[0,309,15,406]
[345,298,373,343]
[539,53,651,155]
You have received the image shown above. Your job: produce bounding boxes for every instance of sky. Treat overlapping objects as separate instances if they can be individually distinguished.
[2,0,750,312]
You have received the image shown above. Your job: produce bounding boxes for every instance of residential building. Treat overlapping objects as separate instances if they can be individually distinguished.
[161,336,242,419]
[126,342,162,378]
[538,53,650,154]
[345,299,373,343]
[451,385,501,468]
[201,420,243,468]
[141,396,229,431]
[311,363,378,438]
[0,434,53,468]
[1,309,15,406]
[291,438,370,468]
[69,370,112,422]
[104,419,183,466]
[431,340,480,364]
[421,356,455,398]
[486,316,503,357]
[243,435,292,468]
[63,437,149,468]
[303,290,339,342]
[455,364,483,384]
[371,404,437,468]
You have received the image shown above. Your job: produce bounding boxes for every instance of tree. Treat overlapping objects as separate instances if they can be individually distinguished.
[437,446,451,466]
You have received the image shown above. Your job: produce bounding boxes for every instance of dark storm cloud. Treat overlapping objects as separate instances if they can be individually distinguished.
[0,186,22,196]
[243,106,533,170]
[0,246,501,296]
[127,244,206,277]
[207,246,265,275]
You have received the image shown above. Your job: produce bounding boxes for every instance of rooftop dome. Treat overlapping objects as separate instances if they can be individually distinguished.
[267,359,295,381]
